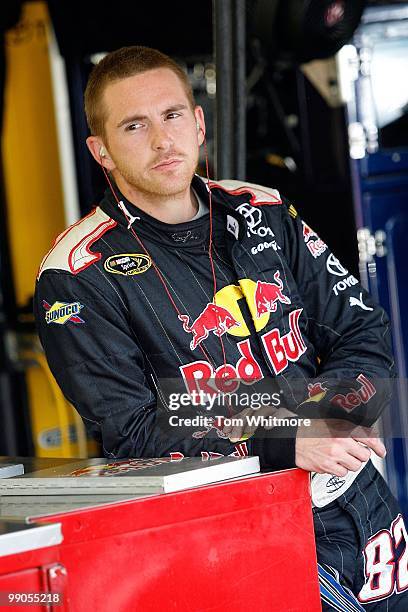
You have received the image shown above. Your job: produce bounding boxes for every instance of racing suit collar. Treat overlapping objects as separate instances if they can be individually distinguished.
[98,174,246,241]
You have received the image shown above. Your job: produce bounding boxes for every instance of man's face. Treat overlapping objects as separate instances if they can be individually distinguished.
[100,68,204,199]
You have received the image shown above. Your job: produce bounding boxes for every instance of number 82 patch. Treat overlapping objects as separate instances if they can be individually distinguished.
[358,514,408,603]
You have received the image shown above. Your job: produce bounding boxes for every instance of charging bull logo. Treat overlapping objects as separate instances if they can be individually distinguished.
[301,382,329,406]
[302,222,316,242]
[177,276,296,354]
[179,304,241,350]
[302,221,328,259]
[254,272,291,317]
[308,382,328,401]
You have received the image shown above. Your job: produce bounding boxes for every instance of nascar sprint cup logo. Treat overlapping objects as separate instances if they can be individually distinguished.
[104,253,151,276]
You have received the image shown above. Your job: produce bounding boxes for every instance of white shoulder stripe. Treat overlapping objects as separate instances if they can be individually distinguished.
[37,207,117,279]
[196,176,281,206]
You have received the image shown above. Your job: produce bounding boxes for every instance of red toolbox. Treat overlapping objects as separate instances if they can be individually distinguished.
[0,467,321,611]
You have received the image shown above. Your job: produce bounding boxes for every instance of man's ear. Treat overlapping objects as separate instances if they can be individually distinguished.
[86,136,115,170]
[194,106,206,147]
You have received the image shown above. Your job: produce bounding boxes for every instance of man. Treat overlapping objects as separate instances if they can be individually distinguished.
[34,46,406,609]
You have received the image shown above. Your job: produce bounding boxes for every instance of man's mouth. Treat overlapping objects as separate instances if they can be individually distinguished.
[152,157,183,170]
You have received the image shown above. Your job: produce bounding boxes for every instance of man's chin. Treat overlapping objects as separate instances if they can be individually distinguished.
[145,174,193,197]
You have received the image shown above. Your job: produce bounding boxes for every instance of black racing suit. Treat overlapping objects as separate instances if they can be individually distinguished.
[34,176,406,609]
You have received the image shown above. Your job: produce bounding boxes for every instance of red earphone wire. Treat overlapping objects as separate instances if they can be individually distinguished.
[203,136,229,374]
[101,163,219,370]
[100,135,232,415]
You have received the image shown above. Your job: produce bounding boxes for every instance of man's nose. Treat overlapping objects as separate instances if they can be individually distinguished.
[151,121,173,150]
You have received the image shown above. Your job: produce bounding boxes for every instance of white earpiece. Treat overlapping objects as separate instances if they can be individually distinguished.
[99,146,107,158]
[196,121,200,133]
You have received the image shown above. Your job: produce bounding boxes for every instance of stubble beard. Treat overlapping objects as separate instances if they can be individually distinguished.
[115,155,198,200]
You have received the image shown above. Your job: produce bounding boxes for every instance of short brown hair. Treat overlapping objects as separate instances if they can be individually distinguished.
[84,46,195,137]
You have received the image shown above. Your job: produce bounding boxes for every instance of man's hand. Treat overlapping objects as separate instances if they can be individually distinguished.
[222,405,279,443]
[295,419,386,476]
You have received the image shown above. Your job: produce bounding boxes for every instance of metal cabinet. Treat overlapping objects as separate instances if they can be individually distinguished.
[338,3,408,511]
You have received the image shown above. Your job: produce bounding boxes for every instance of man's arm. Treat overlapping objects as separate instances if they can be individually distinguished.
[34,271,235,459]
[279,199,395,425]
[34,270,296,468]
[278,200,392,475]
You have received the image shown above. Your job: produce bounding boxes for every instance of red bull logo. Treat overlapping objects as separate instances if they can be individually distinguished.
[181,309,308,390]
[331,374,376,412]
[301,382,329,405]
[254,271,291,317]
[309,382,328,398]
[302,221,327,259]
[176,279,278,345]
[179,303,241,350]
[180,338,264,396]
[302,222,317,242]
[261,308,307,375]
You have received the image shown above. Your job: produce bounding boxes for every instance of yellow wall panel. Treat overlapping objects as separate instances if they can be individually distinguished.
[1,3,96,458]
[2,1,66,308]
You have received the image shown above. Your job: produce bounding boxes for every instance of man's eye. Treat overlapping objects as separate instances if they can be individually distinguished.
[166,113,181,120]
[126,123,143,131]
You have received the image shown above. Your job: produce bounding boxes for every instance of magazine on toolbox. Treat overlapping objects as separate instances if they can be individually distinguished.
[0,456,260,495]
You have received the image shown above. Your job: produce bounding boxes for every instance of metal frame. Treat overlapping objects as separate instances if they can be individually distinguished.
[213,0,246,180]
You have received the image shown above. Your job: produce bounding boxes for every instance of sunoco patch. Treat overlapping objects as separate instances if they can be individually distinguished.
[43,300,84,325]
[104,253,151,276]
